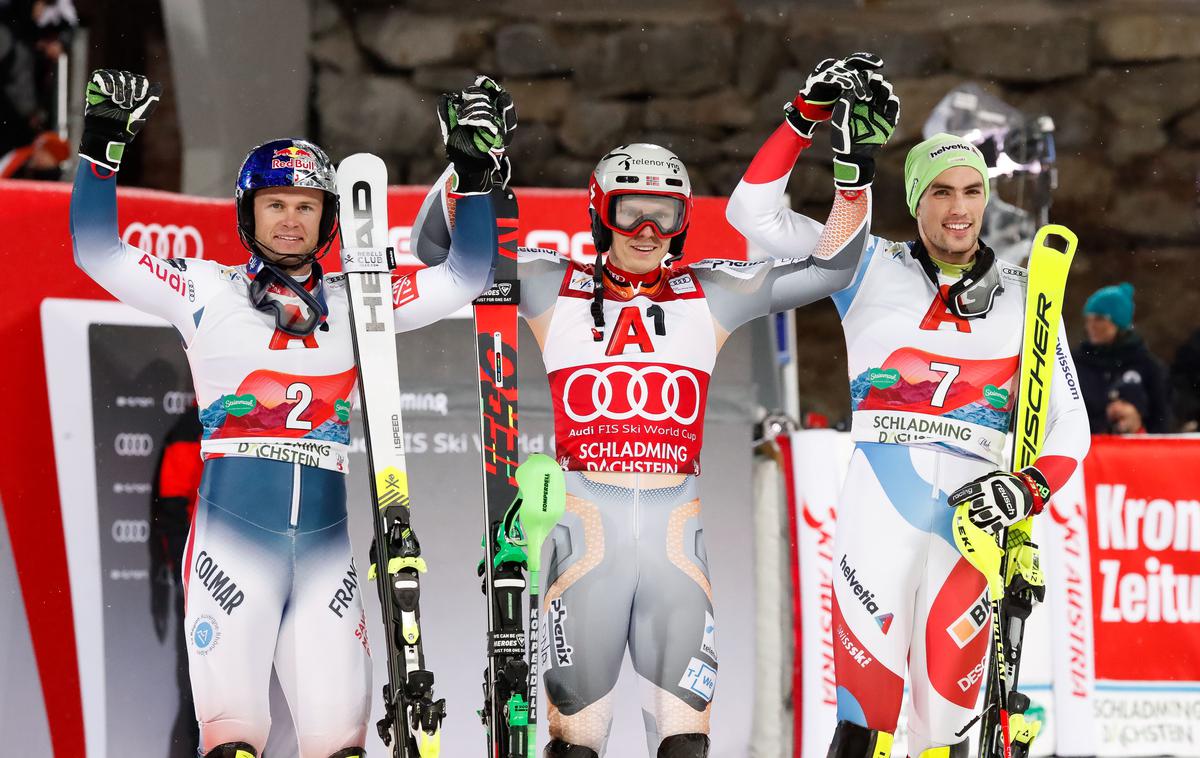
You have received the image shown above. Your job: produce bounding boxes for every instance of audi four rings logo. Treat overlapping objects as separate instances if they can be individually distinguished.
[121,222,205,259]
[114,433,154,457]
[163,391,195,415]
[111,519,150,543]
[562,365,701,424]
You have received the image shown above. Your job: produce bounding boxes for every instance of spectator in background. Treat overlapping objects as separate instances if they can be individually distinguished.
[1105,377,1149,434]
[1074,282,1172,433]
[0,0,77,178]
[149,404,202,757]
[1171,328,1200,432]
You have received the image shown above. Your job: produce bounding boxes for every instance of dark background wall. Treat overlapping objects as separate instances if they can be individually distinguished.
[84,0,1200,423]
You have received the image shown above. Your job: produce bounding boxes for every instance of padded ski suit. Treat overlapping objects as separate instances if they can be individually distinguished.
[413,164,873,754]
[726,124,1091,755]
[70,162,496,756]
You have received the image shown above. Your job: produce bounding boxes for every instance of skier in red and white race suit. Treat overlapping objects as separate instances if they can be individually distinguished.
[70,70,502,758]
[411,61,899,758]
[727,61,1092,758]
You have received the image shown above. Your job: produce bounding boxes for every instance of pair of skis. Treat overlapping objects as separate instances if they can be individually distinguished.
[338,154,563,758]
[954,224,1078,758]
[472,186,565,757]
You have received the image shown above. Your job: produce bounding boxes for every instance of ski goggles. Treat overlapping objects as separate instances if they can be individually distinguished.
[248,259,329,337]
[604,193,689,238]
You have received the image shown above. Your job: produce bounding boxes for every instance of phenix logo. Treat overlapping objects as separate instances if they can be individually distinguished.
[272,145,316,172]
[549,598,574,667]
[839,554,880,615]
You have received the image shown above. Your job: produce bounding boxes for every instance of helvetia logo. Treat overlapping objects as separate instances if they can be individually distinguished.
[839,554,881,615]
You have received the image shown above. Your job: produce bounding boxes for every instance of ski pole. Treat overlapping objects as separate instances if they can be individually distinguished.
[514,454,566,752]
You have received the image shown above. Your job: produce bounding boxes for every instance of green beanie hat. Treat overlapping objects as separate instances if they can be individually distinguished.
[1084,282,1135,330]
[903,133,991,218]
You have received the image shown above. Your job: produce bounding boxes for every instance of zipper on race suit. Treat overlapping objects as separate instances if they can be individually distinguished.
[289,462,301,528]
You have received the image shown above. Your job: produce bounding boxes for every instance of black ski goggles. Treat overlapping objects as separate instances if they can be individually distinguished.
[604,193,688,238]
[248,259,329,337]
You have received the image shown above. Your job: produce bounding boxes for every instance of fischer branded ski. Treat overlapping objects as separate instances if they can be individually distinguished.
[474,185,528,757]
[956,224,1077,758]
[337,152,445,758]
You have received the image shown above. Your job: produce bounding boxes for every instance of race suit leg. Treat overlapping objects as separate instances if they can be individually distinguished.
[627,476,715,754]
[542,473,715,756]
[272,469,371,756]
[543,472,638,753]
[830,443,991,755]
[184,457,370,756]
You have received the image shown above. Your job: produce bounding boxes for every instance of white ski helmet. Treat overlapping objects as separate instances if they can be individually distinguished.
[588,143,693,260]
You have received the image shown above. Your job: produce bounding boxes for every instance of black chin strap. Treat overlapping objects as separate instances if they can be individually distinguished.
[909,238,999,320]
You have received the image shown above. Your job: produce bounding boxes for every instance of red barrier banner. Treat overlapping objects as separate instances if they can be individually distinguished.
[1086,436,1200,680]
[1076,435,1200,756]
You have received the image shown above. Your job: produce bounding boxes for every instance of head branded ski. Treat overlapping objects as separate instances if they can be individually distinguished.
[337,152,444,757]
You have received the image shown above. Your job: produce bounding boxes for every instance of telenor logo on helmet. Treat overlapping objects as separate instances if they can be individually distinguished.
[272,146,316,171]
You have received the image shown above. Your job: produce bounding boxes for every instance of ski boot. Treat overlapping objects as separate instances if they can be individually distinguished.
[205,744,256,758]
[659,732,710,757]
[827,721,893,758]
[545,739,599,757]
[916,741,968,757]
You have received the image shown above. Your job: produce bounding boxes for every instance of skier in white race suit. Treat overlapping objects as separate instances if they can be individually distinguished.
[410,59,899,757]
[726,70,1092,758]
[70,70,503,758]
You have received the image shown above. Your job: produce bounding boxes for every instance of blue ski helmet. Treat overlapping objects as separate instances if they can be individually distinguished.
[235,138,339,263]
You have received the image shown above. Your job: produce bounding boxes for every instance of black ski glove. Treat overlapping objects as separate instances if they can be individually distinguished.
[437,85,505,195]
[81,69,162,172]
[830,69,900,191]
[785,52,882,140]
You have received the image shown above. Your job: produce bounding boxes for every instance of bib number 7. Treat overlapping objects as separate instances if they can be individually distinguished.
[929,361,961,408]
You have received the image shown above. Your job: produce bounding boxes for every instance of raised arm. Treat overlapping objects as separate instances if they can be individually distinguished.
[726,53,892,259]
[709,56,898,335]
[393,78,511,332]
[698,187,874,336]
[71,70,214,341]
[392,173,498,332]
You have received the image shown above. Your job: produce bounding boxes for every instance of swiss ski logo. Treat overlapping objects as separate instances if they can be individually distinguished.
[875,612,894,635]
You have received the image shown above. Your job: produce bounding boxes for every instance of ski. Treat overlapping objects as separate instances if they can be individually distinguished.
[978,224,1077,758]
[474,185,527,757]
[337,152,445,758]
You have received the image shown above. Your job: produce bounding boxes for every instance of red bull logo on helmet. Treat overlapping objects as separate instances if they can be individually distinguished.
[272,145,317,172]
